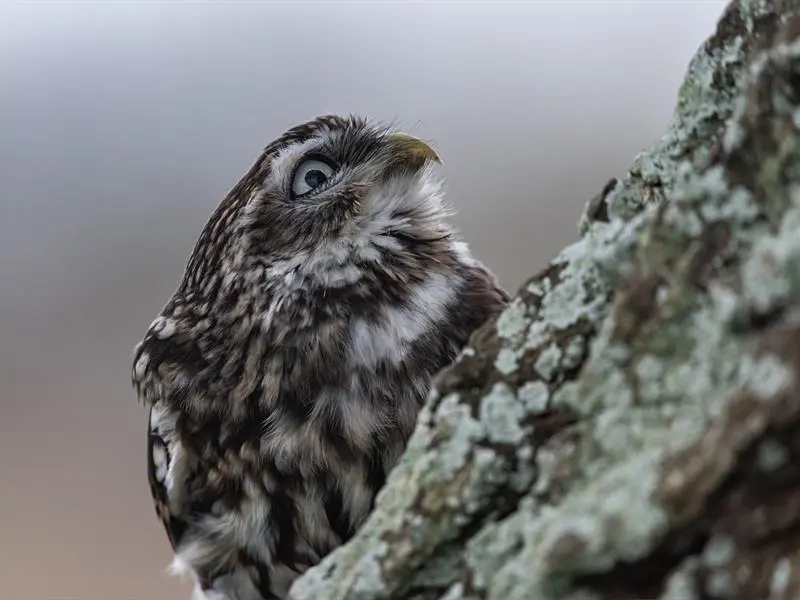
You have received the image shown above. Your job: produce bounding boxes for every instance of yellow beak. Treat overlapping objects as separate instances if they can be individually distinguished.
[388,132,442,166]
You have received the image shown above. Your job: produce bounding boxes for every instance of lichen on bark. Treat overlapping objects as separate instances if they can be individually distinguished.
[290,1,800,598]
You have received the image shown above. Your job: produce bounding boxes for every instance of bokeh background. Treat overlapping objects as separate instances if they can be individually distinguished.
[1,2,727,599]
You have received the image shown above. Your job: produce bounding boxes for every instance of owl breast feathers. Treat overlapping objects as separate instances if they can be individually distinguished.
[131,114,508,600]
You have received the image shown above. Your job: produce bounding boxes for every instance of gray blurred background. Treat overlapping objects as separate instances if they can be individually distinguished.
[0,2,726,599]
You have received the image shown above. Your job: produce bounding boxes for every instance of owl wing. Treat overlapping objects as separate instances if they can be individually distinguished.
[147,403,192,551]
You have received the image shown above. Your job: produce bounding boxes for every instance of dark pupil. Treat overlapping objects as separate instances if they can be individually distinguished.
[304,169,327,188]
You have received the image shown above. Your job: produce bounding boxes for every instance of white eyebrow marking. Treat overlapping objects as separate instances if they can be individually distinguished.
[268,137,327,188]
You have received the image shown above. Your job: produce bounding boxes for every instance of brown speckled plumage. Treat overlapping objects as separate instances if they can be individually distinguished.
[131,115,508,600]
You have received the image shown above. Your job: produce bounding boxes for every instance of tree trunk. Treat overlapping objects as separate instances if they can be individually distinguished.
[291,2,800,598]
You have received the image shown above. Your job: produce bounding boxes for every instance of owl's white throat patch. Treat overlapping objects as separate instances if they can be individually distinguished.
[357,164,448,239]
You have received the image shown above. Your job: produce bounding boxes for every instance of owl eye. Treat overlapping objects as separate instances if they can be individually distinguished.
[291,156,336,198]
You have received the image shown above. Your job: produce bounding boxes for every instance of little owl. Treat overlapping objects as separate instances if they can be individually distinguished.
[131,115,508,600]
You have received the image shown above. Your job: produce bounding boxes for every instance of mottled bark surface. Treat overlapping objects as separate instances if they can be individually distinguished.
[290,1,800,598]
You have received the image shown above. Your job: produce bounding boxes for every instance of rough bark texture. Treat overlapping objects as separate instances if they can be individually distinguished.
[290,2,800,598]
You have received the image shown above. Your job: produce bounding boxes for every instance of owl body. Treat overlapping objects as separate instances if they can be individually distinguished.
[132,115,508,600]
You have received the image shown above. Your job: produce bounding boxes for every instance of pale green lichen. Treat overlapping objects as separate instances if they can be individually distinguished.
[517,380,550,412]
[756,437,790,471]
[702,535,737,568]
[485,457,668,600]
[740,353,794,400]
[561,335,587,371]
[465,513,527,591]
[527,279,546,297]
[479,383,526,445]
[706,571,735,597]
[584,211,652,286]
[600,12,747,224]
[537,239,610,331]
[634,354,668,402]
[290,541,389,600]
[662,559,701,600]
[532,440,575,497]
[722,96,749,152]
[495,234,617,382]
[438,583,467,600]
[698,181,761,225]
[741,206,800,315]
[416,394,485,488]
[495,298,529,341]
[494,347,520,376]
[534,343,562,381]
[523,319,551,353]
[770,557,792,595]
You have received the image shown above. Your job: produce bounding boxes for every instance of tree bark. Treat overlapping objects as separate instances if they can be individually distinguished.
[290,2,800,598]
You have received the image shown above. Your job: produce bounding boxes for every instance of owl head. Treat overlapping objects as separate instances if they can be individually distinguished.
[132,115,486,415]
[179,114,453,297]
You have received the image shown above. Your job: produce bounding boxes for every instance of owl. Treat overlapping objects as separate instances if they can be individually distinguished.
[131,114,508,600]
